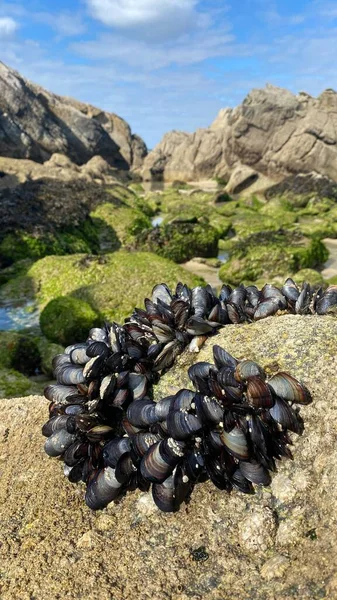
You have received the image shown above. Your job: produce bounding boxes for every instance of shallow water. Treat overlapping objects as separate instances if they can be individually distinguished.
[151,215,164,227]
[0,300,39,331]
[217,251,229,263]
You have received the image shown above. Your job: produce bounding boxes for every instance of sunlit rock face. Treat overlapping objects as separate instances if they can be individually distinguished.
[0,314,336,599]
[142,85,337,187]
[0,61,147,169]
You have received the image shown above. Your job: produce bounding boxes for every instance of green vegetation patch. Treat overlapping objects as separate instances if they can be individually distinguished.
[0,219,100,267]
[219,233,328,286]
[40,296,101,346]
[0,331,41,375]
[90,202,152,248]
[292,269,325,286]
[0,367,41,399]
[3,251,204,324]
[138,221,219,263]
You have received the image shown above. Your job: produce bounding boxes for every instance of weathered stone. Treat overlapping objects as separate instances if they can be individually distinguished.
[0,315,336,599]
[142,84,337,187]
[0,61,147,169]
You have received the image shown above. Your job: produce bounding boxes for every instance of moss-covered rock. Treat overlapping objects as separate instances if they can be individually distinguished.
[147,188,232,237]
[0,220,102,267]
[40,296,101,346]
[138,221,219,263]
[0,367,41,398]
[35,336,65,377]
[0,332,41,376]
[128,182,144,194]
[90,203,152,248]
[327,275,337,285]
[219,234,328,286]
[292,269,325,286]
[1,251,204,324]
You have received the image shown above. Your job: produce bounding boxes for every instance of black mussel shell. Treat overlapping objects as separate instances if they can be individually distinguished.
[282,278,300,304]
[85,467,123,510]
[239,460,271,486]
[170,389,194,412]
[103,437,131,467]
[315,285,337,315]
[246,376,274,408]
[127,399,157,428]
[254,298,281,321]
[268,372,311,405]
[213,346,238,369]
[166,410,202,440]
[42,415,73,437]
[235,360,265,383]
[44,429,77,457]
[188,362,213,385]
[269,397,304,433]
[194,393,223,425]
[140,438,186,483]
[70,345,90,365]
[115,452,137,484]
[220,427,250,460]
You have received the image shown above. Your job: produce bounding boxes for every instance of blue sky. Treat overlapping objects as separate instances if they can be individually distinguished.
[0,0,336,148]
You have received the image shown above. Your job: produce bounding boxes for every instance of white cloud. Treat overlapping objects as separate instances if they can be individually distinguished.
[0,16,18,36]
[34,12,86,37]
[72,29,236,70]
[86,0,204,40]
[87,0,196,26]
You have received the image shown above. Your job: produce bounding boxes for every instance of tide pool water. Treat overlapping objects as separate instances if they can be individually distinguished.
[0,300,39,331]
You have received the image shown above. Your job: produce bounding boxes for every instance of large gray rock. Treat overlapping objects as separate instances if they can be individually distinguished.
[0,315,336,599]
[0,62,147,169]
[142,84,337,185]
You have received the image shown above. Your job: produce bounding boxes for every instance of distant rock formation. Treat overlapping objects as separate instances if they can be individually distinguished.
[0,62,147,169]
[142,85,337,188]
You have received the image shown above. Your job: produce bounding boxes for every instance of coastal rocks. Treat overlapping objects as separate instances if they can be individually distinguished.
[137,220,219,263]
[0,178,107,267]
[0,251,204,326]
[265,172,337,202]
[0,315,336,599]
[0,61,147,169]
[142,85,337,187]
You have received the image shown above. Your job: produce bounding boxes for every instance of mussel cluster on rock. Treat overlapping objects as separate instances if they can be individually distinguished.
[42,278,335,512]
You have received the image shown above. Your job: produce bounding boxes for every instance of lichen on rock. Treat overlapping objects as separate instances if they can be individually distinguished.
[0,314,336,599]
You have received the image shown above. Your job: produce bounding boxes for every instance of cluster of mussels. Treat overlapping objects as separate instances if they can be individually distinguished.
[42,279,336,512]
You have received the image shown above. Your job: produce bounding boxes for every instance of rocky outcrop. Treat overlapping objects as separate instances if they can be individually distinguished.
[0,315,336,599]
[0,153,128,191]
[0,62,147,169]
[142,85,337,186]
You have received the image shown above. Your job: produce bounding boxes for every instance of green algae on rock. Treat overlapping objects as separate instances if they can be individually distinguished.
[0,367,42,398]
[137,221,219,263]
[292,269,325,286]
[0,331,41,375]
[219,234,329,286]
[40,297,101,346]
[0,331,63,382]
[0,251,204,324]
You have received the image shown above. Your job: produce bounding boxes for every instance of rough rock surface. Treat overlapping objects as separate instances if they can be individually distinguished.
[0,62,147,168]
[1,315,337,599]
[0,154,126,191]
[0,178,122,239]
[142,85,337,185]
